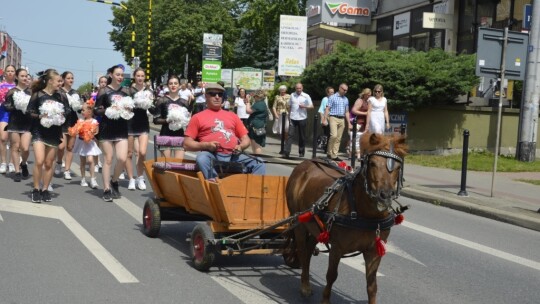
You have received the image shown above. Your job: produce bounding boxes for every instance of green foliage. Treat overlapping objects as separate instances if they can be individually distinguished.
[407,151,540,172]
[301,43,479,110]
[77,82,94,96]
[109,0,239,83]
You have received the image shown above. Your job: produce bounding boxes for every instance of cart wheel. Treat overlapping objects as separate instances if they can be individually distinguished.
[282,232,301,269]
[190,224,216,271]
[142,198,161,238]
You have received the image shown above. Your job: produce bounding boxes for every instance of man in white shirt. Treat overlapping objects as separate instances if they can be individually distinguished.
[179,83,194,105]
[283,82,313,158]
[193,81,206,114]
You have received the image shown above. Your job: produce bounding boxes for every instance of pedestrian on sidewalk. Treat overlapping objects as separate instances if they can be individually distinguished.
[271,85,290,135]
[246,89,269,154]
[317,86,334,153]
[348,88,371,160]
[283,82,313,158]
[366,84,390,134]
[323,83,352,161]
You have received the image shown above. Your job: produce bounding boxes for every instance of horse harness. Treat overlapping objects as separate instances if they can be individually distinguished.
[306,145,406,236]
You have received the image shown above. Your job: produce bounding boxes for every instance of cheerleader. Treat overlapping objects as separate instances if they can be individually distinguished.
[92,75,107,173]
[151,75,190,159]
[94,65,132,202]
[27,69,71,203]
[3,68,32,182]
[57,71,82,180]
[126,68,152,191]
[0,65,17,174]
[70,102,101,188]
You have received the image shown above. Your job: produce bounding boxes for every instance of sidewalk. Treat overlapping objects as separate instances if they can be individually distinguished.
[258,135,540,232]
[151,122,540,232]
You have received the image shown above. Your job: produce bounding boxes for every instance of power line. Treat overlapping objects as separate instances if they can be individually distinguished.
[24,57,97,74]
[14,37,116,51]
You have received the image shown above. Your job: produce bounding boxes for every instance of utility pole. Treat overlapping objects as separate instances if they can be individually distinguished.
[517,0,540,161]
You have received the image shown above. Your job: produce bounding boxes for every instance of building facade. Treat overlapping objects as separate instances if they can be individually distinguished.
[306,0,533,66]
[0,31,22,80]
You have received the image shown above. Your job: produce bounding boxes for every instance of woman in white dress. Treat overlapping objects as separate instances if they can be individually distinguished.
[366,84,390,134]
[234,88,250,129]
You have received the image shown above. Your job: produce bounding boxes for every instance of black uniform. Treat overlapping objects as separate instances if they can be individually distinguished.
[128,86,152,136]
[27,90,71,147]
[94,86,131,141]
[3,87,32,133]
[151,96,189,136]
[60,88,81,133]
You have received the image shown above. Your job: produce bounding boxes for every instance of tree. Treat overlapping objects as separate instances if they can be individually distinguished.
[109,0,239,84]
[77,82,94,97]
[300,43,478,110]
[233,0,307,69]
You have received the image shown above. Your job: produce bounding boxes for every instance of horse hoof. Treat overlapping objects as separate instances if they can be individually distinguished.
[300,286,313,298]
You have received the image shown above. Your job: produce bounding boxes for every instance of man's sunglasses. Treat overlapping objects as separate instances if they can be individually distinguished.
[207,92,224,97]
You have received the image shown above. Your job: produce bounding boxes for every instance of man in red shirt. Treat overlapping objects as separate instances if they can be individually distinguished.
[184,83,266,179]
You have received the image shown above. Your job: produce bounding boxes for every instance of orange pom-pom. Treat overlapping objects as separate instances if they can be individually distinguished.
[86,99,95,107]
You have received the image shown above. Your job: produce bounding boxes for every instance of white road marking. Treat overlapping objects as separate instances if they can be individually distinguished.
[0,198,139,283]
[0,211,3,221]
[211,276,279,304]
[402,221,540,272]
[386,241,426,266]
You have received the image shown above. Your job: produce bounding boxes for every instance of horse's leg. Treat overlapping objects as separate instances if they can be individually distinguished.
[322,245,342,304]
[294,225,316,297]
[363,251,382,304]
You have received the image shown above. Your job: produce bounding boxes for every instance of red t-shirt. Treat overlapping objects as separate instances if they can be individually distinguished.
[185,109,248,154]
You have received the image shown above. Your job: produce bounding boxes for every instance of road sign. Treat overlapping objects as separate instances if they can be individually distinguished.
[475,28,529,80]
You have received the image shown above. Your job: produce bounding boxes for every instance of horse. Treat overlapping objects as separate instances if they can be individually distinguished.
[285,132,407,304]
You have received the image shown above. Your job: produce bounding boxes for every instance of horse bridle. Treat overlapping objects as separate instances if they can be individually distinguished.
[359,143,404,202]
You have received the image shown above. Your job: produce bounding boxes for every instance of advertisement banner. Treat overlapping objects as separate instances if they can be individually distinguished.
[262,70,276,89]
[202,60,222,83]
[221,69,233,88]
[202,33,223,83]
[233,68,262,91]
[393,12,410,36]
[278,15,307,76]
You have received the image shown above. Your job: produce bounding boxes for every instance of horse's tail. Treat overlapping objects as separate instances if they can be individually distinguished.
[282,230,301,269]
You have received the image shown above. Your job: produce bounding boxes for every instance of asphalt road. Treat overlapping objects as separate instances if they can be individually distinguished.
[1,129,539,304]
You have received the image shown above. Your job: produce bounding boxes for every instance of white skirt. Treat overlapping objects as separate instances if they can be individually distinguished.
[73,138,102,156]
[272,114,289,134]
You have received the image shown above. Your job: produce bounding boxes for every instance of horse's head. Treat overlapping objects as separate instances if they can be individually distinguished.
[359,133,408,212]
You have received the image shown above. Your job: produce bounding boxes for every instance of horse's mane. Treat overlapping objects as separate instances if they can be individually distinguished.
[360,132,408,157]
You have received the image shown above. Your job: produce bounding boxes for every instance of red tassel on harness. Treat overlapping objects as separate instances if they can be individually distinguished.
[317,231,330,244]
[394,214,404,225]
[298,211,313,223]
[375,236,386,257]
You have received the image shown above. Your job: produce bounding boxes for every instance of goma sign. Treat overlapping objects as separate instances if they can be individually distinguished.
[326,2,370,16]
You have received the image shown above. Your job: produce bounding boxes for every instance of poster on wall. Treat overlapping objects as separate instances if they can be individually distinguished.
[278,15,307,76]
[262,70,276,89]
[221,69,232,88]
[393,12,410,36]
[233,68,262,91]
[202,33,222,83]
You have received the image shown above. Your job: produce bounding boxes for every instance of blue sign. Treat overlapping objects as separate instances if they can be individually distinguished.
[523,4,532,30]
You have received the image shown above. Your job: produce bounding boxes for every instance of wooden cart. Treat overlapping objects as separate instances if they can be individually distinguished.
[142,156,292,271]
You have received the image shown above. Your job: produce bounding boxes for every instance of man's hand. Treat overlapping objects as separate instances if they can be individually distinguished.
[233,144,243,155]
[205,141,220,152]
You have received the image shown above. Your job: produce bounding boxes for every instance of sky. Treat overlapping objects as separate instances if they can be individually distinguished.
[2,0,127,88]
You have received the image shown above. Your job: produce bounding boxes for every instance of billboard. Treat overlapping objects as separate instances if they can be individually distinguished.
[202,33,222,83]
[278,15,307,76]
[307,0,372,26]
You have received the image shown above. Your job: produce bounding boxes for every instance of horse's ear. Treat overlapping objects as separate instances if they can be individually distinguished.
[369,133,381,146]
[394,134,409,155]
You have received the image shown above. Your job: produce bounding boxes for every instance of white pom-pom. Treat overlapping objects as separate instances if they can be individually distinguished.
[166,104,190,131]
[133,91,153,110]
[67,93,82,111]
[105,96,134,120]
[39,100,65,128]
[13,91,30,113]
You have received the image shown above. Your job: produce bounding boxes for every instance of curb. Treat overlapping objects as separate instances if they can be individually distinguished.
[401,187,540,232]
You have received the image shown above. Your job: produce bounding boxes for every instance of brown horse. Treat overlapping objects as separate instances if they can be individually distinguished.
[285,132,407,304]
